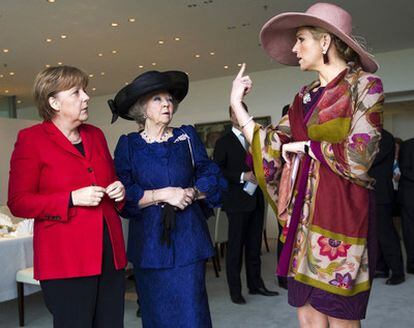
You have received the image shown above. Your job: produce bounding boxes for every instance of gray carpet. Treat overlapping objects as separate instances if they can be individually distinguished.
[0,239,413,327]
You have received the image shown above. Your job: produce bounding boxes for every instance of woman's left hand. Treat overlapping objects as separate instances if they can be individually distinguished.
[282,141,308,164]
[106,181,125,202]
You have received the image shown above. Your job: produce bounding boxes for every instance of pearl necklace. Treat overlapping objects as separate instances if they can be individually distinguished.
[141,129,170,143]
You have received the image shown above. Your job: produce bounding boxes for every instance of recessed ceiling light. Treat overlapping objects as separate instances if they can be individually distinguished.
[125,82,129,85]
[45,38,52,43]
[112,50,117,54]
[128,18,136,23]
[151,62,157,66]
[57,62,63,65]
[138,65,144,69]
[237,63,242,67]
[60,34,67,39]
[209,52,215,55]
[5,90,9,93]
[9,72,15,76]
[47,0,56,3]
[97,53,103,57]
[0,74,3,78]
[158,40,165,45]
[89,74,94,78]
[195,54,200,58]
[111,22,119,27]
[174,37,181,41]
[17,100,22,104]
[224,65,229,69]
[3,49,9,53]
[100,72,105,76]
[92,87,96,91]
[45,64,50,68]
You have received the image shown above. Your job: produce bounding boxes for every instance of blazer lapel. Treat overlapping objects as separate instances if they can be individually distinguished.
[229,131,246,153]
[41,121,85,159]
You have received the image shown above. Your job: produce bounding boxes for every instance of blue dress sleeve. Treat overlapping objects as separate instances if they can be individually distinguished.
[181,125,227,208]
[114,134,144,218]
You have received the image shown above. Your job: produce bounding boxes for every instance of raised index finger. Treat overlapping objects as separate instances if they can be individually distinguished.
[236,63,246,78]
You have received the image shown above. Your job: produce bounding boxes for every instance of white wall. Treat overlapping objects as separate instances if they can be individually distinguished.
[0,117,40,205]
[6,48,414,235]
[57,48,414,144]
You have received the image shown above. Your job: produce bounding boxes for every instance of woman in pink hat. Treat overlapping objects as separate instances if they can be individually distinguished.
[230,2,384,327]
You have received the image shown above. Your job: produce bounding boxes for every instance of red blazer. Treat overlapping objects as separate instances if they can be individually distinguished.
[8,121,127,280]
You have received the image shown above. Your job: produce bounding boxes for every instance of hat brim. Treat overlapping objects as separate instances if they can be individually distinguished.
[260,12,378,73]
[113,71,189,121]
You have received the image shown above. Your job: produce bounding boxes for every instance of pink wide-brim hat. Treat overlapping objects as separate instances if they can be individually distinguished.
[260,2,379,73]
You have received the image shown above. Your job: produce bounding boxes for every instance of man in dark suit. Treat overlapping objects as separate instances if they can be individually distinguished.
[398,137,414,274]
[213,104,278,304]
[369,129,405,285]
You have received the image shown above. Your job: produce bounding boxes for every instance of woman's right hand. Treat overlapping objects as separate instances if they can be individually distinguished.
[163,187,195,210]
[230,63,252,108]
[72,186,106,206]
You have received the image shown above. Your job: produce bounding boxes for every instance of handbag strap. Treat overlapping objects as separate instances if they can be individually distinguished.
[180,128,195,169]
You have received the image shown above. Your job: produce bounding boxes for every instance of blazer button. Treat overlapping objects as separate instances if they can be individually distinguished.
[88,167,93,173]
[91,183,97,186]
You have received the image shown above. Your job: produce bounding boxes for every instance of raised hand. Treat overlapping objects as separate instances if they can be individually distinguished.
[230,63,253,107]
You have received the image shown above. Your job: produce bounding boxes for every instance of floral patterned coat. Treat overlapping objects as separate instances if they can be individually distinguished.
[251,65,384,296]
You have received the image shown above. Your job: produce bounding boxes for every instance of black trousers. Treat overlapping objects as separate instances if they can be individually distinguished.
[40,223,125,328]
[226,208,264,296]
[401,204,414,269]
[376,203,404,276]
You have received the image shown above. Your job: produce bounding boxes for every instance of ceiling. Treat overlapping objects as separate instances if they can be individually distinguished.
[1,0,414,109]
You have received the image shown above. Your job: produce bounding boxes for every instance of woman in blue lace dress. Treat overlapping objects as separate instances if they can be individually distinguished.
[108,70,226,328]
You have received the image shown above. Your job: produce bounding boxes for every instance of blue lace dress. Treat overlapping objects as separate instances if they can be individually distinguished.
[114,125,226,328]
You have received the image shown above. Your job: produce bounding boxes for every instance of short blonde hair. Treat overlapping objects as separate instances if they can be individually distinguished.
[33,66,88,120]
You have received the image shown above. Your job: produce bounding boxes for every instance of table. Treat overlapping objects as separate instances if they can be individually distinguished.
[0,235,40,302]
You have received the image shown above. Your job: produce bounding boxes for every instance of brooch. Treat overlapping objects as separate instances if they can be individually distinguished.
[303,93,311,104]
[173,133,189,143]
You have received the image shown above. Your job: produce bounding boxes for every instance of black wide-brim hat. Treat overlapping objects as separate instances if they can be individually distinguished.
[108,70,189,123]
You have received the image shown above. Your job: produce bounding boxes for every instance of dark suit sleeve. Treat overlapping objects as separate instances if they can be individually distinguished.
[400,140,414,182]
[213,137,244,184]
[372,130,394,167]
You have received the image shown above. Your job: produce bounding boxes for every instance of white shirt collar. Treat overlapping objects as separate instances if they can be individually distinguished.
[231,126,243,138]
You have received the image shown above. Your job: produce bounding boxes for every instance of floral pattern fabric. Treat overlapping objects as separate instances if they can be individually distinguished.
[251,65,384,296]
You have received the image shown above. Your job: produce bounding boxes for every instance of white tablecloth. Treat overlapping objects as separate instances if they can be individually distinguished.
[0,235,40,302]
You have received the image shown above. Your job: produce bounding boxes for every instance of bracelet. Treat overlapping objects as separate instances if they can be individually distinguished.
[240,116,254,129]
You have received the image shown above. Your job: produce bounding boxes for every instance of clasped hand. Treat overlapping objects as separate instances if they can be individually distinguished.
[165,187,197,210]
[72,181,125,206]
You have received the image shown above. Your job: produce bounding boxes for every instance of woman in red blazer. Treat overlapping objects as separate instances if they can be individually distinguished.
[8,66,127,328]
